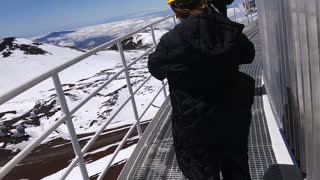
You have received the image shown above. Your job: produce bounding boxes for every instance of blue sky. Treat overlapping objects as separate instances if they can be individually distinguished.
[0,0,243,38]
[0,0,168,38]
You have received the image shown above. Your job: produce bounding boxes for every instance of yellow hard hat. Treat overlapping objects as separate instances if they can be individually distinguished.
[167,0,175,4]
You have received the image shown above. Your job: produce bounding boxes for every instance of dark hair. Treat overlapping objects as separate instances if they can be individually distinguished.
[173,0,202,10]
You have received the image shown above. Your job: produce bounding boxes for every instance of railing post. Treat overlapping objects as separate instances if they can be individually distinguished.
[0,15,176,179]
[117,42,143,137]
[244,1,250,24]
[233,7,237,22]
[151,25,168,98]
[52,74,89,180]
[172,16,177,26]
[250,7,254,22]
[150,25,157,45]
[161,81,168,98]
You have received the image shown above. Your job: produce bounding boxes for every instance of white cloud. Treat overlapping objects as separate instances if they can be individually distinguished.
[39,16,174,48]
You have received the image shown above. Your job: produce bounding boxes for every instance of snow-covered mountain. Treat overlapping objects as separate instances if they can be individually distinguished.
[0,10,174,178]
[35,13,173,49]
[0,24,169,180]
[0,25,167,147]
[33,6,254,50]
[0,6,256,178]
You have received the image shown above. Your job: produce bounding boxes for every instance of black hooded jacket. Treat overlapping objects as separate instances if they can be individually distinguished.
[149,13,254,99]
[148,13,255,179]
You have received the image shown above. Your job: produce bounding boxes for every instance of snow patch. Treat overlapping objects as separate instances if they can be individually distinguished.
[43,144,136,179]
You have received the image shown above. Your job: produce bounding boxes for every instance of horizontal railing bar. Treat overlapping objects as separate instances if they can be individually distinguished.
[228,8,256,24]
[0,14,175,179]
[126,46,156,68]
[0,9,259,178]
[133,75,153,95]
[243,0,255,3]
[60,95,133,179]
[1,43,156,179]
[0,15,172,106]
[0,43,112,105]
[114,15,173,44]
[0,46,155,179]
[229,0,255,7]
[63,72,153,178]
[139,82,168,120]
[0,115,67,179]
[97,121,139,180]
[63,77,158,179]
[70,45,155,115]
[117,96,171,180]
[0,42,155,109]
[70,69,125,115]
[63,74,154,178]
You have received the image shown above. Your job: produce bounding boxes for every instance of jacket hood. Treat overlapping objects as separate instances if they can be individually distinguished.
[148,12,255,92]
[174,13,244,57]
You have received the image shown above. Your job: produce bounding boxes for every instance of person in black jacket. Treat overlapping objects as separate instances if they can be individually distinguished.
[148,0,255,179]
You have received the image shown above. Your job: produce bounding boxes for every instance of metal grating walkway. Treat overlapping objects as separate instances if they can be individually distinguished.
[118,22,295,180]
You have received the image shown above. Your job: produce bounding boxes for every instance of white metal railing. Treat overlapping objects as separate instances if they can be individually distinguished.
[0,4,257,179]
[0,15,176,180]
[229,0,257,24]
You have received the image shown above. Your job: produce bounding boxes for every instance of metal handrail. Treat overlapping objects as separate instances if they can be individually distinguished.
[229,0,257,24]
[0,14,174,105]
[0,5,257,179]
[0,14,176,180]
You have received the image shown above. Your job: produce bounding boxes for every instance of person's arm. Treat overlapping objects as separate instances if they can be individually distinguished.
[148,35,171,80]
[238,33,255,64]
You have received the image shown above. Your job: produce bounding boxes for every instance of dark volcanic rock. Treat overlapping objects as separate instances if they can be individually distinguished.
[0,37,15,57]
[0,37,48,58]
[108,37,145,50]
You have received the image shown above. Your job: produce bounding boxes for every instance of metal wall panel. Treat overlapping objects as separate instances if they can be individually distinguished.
[257,0,320,179]
[305,0,320,178]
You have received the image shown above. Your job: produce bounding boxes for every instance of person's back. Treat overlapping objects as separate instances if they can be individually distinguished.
[148,0,255,179]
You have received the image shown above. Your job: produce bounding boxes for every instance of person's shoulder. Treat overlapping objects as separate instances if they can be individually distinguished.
[160,23,184,41]
[183,14,219,27]
[159,30,175,43]
[205,12,245,30]
[157,28,180,48]
[171,15,203,34]
[171,20,187,33]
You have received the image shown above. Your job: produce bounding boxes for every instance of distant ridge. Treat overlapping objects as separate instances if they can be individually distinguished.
[34,10,173,49]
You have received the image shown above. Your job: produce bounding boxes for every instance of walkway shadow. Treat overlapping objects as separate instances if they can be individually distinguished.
[263,164,303,180]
